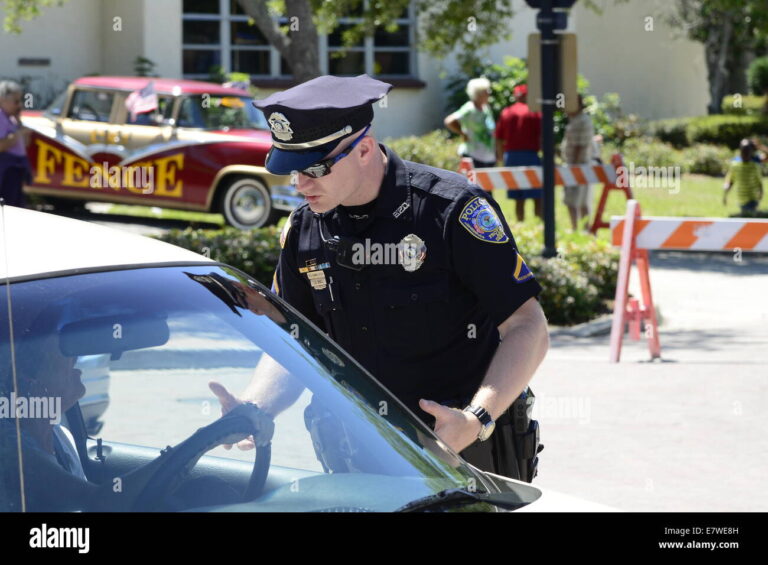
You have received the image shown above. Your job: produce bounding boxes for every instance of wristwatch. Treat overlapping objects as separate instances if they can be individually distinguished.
[463,405,496,442]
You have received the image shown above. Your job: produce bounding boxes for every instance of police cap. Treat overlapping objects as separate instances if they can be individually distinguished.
[253,74,392,175]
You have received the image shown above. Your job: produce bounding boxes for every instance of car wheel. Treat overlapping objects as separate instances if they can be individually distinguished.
[219,176,281,230]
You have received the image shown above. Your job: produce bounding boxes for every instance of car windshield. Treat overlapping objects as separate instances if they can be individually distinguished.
[0,264,505,512]
[177,95,268,130]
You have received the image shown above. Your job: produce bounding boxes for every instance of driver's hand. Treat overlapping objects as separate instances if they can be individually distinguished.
[208,381,256,451]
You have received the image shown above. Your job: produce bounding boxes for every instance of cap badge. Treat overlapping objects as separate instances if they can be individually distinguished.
[268,112,294,141]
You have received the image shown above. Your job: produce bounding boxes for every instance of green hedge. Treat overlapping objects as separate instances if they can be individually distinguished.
[155,222,618,327]
[383,129,461,171]
[650,115,768,148]
[606,138,733,176]
[156,226,281,287]
[722,94,767,115]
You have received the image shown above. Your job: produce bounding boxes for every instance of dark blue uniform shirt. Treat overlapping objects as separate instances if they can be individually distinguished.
[274,144,542,423]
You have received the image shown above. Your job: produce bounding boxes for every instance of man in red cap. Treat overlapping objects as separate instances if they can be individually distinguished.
[495,84,543,222]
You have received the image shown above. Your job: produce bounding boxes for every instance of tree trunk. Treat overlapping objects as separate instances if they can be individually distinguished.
[727,47,752,97]
[705,15,733,114]
[238,0,320,83]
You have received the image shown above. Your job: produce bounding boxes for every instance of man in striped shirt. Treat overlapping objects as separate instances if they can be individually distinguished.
[723,139,763,216]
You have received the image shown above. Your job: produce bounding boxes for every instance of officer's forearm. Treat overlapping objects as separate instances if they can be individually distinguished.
[470,298,549,420]
[242,354,305,418]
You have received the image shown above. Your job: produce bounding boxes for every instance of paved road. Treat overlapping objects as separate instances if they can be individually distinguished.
[534,251,768,511]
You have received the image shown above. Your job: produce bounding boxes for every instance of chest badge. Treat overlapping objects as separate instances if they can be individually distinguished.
[300,259,330,290]
[398,233,427,272]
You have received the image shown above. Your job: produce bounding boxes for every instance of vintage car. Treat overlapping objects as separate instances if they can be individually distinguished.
[0,206,615,512]
[21,76,301,229]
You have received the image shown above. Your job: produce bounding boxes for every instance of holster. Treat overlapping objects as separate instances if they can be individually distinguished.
[506,387,544,483]
[444,388,544,483]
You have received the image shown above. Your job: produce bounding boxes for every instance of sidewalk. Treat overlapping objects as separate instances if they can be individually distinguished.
[534,251,768,511]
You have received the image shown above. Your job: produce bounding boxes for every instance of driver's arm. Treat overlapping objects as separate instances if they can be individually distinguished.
[20,446,100,511]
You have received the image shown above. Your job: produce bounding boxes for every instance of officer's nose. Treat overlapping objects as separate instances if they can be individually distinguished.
[295,173,316,193]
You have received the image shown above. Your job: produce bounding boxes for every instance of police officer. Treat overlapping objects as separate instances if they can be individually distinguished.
[212,75,549,481]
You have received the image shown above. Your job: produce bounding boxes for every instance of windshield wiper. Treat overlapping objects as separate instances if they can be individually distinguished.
[395,487,528,513]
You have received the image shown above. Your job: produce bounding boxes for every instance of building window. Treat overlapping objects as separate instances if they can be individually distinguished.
[182,0,415,80]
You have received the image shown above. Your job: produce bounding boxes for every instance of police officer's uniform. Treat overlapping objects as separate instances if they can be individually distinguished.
[254,75,544,481]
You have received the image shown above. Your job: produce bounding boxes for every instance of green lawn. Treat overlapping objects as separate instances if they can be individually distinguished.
[105,204,226,226]
[497,174,737,242]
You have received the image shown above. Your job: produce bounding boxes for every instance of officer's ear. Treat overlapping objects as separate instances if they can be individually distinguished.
[356,134,377,165]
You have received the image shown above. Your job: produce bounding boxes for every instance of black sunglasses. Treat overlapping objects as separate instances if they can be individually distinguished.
[297,124,372,178]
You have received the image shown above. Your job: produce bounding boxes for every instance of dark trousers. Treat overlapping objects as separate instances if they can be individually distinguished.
[0,165,27,208]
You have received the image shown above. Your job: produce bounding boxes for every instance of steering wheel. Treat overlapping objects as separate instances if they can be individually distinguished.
[131,403,274,512]
[74,103,102,122]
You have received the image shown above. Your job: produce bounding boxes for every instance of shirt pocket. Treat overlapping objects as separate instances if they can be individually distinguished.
[373,277,450,356]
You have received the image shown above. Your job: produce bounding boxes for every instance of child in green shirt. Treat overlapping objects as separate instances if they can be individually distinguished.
[724,139,763,216]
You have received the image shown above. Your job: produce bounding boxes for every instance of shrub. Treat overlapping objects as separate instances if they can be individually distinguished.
[556,238,619,300]
[383,129,462,171]
[614,137,681,170]
[154,226,281,287]
[526,256,604,326]
[748,56,768,96]
[513,224,619,322]
[649,115,768,149]
[721,94,767,115]
[588,92,645,148]
[681,144,732,176]
[686,115,768,147]
[649,118,690,148]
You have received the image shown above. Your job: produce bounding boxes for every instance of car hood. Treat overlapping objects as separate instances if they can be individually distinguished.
[483,472,620,512]
[0,206,214,281]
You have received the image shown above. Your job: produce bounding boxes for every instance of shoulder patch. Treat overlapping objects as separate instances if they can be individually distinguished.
[279,211,294,249]
[513,252,534,283]
[458,197,509,244]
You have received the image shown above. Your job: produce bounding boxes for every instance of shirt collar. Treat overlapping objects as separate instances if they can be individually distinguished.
[372,143,413,220]
[332,143,413,230]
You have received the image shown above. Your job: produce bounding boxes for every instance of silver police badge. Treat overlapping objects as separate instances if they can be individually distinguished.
[398,233,426,272]
[268,112,294,141]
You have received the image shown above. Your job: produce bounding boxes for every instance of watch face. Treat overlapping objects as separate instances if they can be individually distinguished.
[478,421,496,442]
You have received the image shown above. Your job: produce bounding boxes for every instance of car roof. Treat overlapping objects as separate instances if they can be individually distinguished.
[73,76,251,97]
[0,206,214,281]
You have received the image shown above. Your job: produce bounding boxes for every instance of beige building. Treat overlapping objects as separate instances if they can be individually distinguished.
[0,0,708,140]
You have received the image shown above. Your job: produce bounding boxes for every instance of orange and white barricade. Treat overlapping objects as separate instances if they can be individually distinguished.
[457,155,632,232]
[609,200,768,362]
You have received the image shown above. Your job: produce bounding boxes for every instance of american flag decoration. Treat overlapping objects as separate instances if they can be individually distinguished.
[125,81,158,121]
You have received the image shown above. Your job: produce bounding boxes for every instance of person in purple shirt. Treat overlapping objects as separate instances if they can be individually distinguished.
[0,80,32,208]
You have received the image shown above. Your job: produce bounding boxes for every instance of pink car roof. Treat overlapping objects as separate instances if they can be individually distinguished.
[73,76,251,97]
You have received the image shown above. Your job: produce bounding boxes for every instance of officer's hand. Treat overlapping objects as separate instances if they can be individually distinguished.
[419,399,482,454]
[208,380,256,451]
